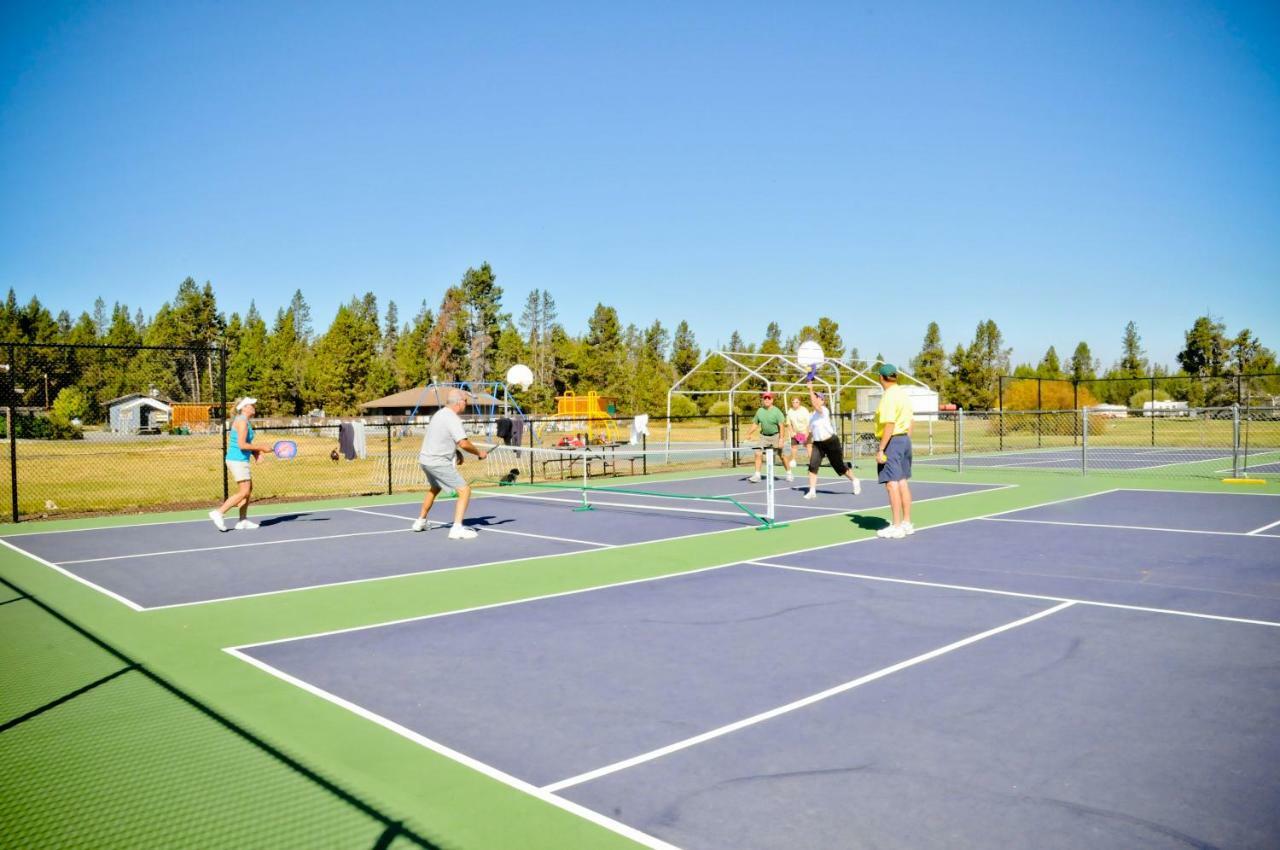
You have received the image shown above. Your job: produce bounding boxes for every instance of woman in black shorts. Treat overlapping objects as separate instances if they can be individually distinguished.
[803,387,862,499]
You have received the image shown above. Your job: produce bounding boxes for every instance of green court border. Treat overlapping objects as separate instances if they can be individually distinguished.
[2,466,1275,848]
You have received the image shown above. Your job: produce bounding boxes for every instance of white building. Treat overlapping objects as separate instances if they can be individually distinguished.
[856,385,942,420]
[107,394,172,434]
[1142,400,1190,417]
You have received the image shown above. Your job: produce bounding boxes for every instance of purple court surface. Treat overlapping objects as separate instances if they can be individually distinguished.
[234,489,1280,850]
[0,475,1000,609]
[917,446,1268,471]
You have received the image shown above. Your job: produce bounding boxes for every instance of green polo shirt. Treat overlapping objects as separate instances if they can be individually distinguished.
[754,406,785,436]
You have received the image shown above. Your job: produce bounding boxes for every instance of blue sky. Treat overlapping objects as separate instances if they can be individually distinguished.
[2,1,1277,370]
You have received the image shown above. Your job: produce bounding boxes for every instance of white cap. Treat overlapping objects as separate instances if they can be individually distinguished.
[236,397,258,411]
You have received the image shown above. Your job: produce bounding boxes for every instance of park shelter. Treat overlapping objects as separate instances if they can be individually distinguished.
[107,394,172,434]
[360,386,503,419]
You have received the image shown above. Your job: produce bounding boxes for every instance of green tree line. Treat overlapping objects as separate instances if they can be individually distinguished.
[3,268,1277,423]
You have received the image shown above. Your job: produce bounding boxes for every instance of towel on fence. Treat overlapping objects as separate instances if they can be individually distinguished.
[352,420,367,459]
[496,417,513,445]
[630,414,649,445]
[338,422,356,460]
[510,415,526,446]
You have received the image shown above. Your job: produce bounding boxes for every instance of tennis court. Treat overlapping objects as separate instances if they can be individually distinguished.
[4,466,1279,849]
[229,488,1280,849]
[0,470,999,609]
[919,445,1280,473]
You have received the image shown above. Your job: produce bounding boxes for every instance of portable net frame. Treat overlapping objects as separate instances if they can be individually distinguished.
[663,350,932,455]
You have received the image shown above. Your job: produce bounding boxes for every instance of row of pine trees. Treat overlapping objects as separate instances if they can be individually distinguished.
[1,265,1275,424]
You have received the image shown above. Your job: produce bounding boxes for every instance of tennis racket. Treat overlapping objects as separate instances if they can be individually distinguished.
[272,440,298,459]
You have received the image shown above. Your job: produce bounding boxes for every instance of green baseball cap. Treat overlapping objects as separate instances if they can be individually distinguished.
[877,363,898,378]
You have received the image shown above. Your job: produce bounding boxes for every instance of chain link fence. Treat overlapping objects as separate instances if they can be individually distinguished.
[5,343,1276,525]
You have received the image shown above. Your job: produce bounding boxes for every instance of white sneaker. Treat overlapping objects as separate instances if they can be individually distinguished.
[748,473,761,483]
[802,491,817,500]
[851,477,862,496]
[209,510,227,532]
[234,519,258,530]
[876,525,905,539]
[901,522,915,535]
[447,525,478,540]
[411,517,428,532]
[785,471,794,482]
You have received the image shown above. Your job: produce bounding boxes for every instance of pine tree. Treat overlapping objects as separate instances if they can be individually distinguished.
[1038,345,1063,379]
[910,323,947,390]
[671,320,700,377]
[1068,342,1096,382]
[1119,321,1146,376]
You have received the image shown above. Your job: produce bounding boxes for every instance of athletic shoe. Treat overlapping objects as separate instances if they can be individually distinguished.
[208,510,227,532]
[447,525,478,540]
[411,517,428,532]
[803,491,817,500]
[234,519,259,530]
[785,471,794,482]
[876,525,905,539]
[900,522,915,535]
[748,473,761,483]
[851,477,862,496]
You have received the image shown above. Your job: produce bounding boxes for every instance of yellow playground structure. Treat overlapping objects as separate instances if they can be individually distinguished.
[550,391,623,443]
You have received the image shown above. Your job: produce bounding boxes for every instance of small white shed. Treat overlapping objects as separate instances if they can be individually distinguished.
[855,386,942,420]
[107,394,172,434]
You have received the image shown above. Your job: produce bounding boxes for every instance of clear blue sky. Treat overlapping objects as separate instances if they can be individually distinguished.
[2,1,1277,370]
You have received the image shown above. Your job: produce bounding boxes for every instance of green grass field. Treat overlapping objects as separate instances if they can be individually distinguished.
[2,462,1275,849]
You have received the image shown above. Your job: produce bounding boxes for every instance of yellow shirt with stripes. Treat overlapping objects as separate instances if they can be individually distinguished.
[874,384,913,440]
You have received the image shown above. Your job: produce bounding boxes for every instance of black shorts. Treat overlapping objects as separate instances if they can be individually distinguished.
[808,435,850,477]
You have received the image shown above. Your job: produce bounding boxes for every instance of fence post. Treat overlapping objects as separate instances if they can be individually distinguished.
[218,344,228,502]
[385,423,392,495]
[956,409,964,473]
[1232,404,1240,479]
[528,416,535,483]
[1036,379,1042,448]
[1081,407,1088,475]
[8,343,17,522]
[1072,381,1079,446]
[1150,376,1156,447]
[642,432,647,475]
[731,411,739,467]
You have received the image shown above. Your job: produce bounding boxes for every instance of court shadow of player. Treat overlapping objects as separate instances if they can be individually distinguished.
[847,514,890,531]
[465,515,516,528]
[258,514,329,527]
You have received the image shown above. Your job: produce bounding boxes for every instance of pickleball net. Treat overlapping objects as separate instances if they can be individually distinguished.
[467,442,789,529]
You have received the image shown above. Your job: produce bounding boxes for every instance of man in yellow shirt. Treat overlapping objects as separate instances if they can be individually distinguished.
[873,363,914,539]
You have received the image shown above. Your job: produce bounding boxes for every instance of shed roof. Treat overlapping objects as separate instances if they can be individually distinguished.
[360,386,502,410]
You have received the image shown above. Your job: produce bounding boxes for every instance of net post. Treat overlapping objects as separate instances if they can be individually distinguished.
[1232,404,1241,478]
[730,411,739,467]
[1081,406,1088,474]
[764,447,775,522]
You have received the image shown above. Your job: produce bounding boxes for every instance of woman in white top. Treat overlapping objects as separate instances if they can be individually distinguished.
[785,396,811,482]
[804,387,861,499]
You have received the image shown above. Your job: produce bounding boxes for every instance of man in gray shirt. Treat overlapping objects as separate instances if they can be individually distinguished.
[412,389,489,539]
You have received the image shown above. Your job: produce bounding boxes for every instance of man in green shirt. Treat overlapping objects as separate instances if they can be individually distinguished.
[746,392,787,483]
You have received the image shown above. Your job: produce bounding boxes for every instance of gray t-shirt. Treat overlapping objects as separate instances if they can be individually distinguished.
[419,407,467,464]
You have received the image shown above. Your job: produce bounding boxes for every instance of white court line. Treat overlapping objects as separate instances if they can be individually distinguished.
[0,468,764,538]
[1117,487,1280,499]
[56,526,413,566]
[1247,518,1280,536]
[541,601,1077,793]
[225,648,682,850]
[750,561,1280,629]
[205,483,1013,622]
[0,538,144,611]
[980,516,1280,539]
[345,508,613,549]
